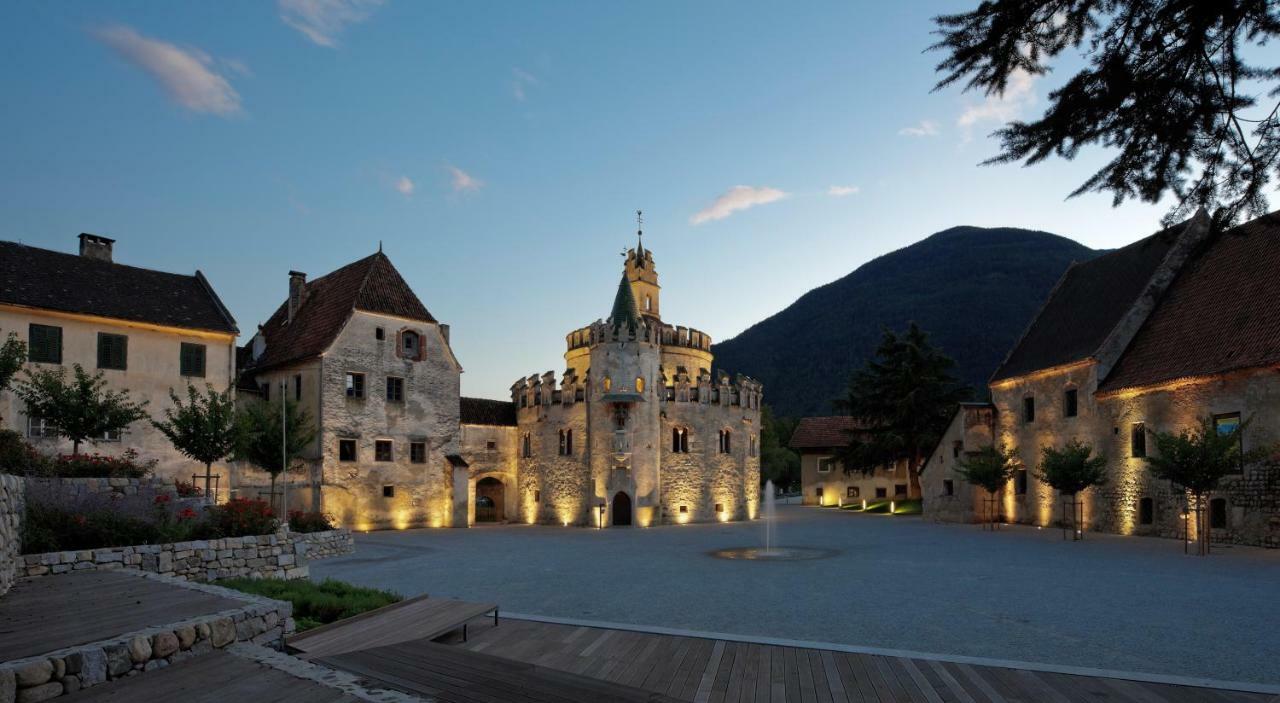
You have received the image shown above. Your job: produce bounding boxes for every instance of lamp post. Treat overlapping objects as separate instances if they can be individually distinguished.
[598,503,606,529]
[280,380,289,529]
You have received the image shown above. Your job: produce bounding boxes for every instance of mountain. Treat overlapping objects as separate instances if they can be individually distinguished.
[712,226,1101,418]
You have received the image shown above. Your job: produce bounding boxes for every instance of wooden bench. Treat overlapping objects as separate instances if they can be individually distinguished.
[288,594,498,660]
[319,636,681,703]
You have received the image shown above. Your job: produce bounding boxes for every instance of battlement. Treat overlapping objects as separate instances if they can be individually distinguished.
[565,319,711,353]
[510,367,762,414]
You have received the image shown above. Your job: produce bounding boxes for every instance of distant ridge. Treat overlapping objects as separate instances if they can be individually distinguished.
[712,226,1101,417]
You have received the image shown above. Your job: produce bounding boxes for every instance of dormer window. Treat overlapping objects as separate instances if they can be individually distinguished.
[403,331,419,356]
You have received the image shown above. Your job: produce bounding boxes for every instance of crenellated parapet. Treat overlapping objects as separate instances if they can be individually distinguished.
[657,367,763,410]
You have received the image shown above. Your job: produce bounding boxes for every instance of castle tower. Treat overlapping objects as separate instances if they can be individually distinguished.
[626,213,660,321]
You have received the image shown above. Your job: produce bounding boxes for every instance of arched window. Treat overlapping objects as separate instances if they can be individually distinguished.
[645,296,652,311]
[635,376,645,393]
[718,429,732,454]
[671,427,688,453]
[402,330,420,357]
[603,377,612,392]
[1139,497,1154,525]
[522,433,532,458]
[558,429,573,456]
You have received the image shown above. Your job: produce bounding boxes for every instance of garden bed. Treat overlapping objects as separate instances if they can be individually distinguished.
[218,578,401,632]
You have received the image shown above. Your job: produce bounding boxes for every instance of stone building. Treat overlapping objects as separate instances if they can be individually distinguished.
[509,235,763,527]
[237,251,467,530]
[0,234,239,486]
[923,211,1280,548]
[789,416,912,506]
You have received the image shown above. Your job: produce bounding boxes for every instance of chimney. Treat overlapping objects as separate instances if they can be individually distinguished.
[439,324,450,345]
[288,271,307,322]
[78,233,115,263]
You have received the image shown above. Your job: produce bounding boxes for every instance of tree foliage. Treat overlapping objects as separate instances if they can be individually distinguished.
[1144,415,1258,495]
[235,397,317,509]
[1035,439,1108,494]
[152,385,239,498]
[834,323,970,497]
[933,1,1280,226]
[954,444,1022,493]
[15,364,149,454]
[0,333,26,398]
[760,405,801,491]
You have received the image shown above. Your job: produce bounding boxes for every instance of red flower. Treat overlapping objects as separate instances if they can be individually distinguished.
[154,494,172,505]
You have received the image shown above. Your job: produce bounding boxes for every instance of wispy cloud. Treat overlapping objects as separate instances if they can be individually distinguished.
[957,70,1036,136]
[394,176,414,196]
[511,67,539,101]
[690,185,788,225]
[94,24,243,116]
[898,120,939,137]
[827,185,860,197]
[448,166,483,193]
[278,0,383,47]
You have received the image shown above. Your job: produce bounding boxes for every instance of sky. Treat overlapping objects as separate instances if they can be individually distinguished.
[0,1,1177,400]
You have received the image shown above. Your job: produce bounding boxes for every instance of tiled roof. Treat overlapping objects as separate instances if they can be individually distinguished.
[246,252,434,372]
[1100,214,1280,392]
[460,396,516,426]
[990,222,1184,382]
[789,416,861,450]
[0,241,237,334]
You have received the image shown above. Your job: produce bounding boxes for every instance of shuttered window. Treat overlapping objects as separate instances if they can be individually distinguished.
[180,343,206,377]
[97,333,128,370]
[28,324,62,364]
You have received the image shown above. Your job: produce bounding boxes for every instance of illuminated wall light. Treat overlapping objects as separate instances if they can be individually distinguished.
[889,500,896,515]
[861,499,867,510]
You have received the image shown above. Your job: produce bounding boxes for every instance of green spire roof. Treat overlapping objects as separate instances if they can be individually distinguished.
[610,272,640,335]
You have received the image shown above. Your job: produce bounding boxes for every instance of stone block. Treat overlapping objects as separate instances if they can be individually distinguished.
[71,650,105,686]
[175,626,196,650]
[14,682,60,703]
[151,632,179,658]
[127,636,151,663]
[58,677,77,696]
[13,660,51,687]
[104,644,132,677]
[0,668,14,703]
[48,660,62,681]
[209,618,235,648]
[195,623,210,640]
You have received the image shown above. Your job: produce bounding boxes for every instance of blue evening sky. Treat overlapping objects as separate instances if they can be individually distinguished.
[1,1,1174,399]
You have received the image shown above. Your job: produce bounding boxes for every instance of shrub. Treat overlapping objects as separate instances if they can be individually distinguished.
[218,578,401,632]
[205,497,277,537]
[174,480,203,498]
[0,429,48,474]
[44,449,156,479]
[21,493,209,553]
[288,510,337,533]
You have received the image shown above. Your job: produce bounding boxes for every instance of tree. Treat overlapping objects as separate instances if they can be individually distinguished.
[954,444,1022,526]
[0,333,26,398]
[834,323,970,498]
[15,364,148,455]
[1144,415,1260,555]
[760,405,800,491]
[152,385,239,503]
[932,1,1280,227]
[235,397,316,515]
[1036,439,1107,538]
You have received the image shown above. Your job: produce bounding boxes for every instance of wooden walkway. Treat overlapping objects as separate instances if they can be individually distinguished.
[449,615,1276,703]
[289,594,498,660]
[64,650,359,702]
[0,572,242,663]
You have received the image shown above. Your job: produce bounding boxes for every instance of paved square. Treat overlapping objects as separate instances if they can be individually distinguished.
[311,503,1280,685]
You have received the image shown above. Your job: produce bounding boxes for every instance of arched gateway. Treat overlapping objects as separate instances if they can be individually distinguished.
[612,492,632,526]
[476,477,504,523]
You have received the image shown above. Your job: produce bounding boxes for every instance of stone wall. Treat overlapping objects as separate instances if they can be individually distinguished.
[0,573,291,702]
[23,475,187,501]
[18,528,353,582]
[0,473,23,597]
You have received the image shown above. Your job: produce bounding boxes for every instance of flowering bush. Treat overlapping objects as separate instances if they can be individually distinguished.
[287,510,337,533]
[174,480,203,497]
[45,449,156,479]
[205,498,278,538]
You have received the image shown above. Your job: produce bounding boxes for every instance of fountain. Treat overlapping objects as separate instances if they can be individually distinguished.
[709,480,835,561]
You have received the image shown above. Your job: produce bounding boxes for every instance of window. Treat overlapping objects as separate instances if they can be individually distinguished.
[894,484,908,497]
[718,429,731,454]
[261,383,270,402]
[671,427,688,453]
[346,372,365,398]
[715,503,724,513]
[645,296,652,311]
[338,439,357,462]
[818,458,836,473]
[1064,389,1078,418]
[1214,412,1244,472]
[383,485,395,498]
[1139,497,1154,525]
[534,489,541,503]
[952,441,963,459]
[875,487,887,498]
[375,440,393,462]
[28,324,61,364]
[100,428,121,442]
[410,441,426,463]
[603,377,612,392]
[178,343,206,377]
[680,504,689,513]
[522,433,532,458]
[1022,396,1035,423]
[558,429,573,456]
[750,435,758,457]
[847,486,860,498]
[1015,469,1028,495]
[27,415,56,439]
[375,327,385,341]
[815,487,823,498]
[635,376,645,393]
[1209,498,1227,529]
[943,479,955,496]
[486,440,496,450]
[293,374,302,401]
[97,333,127,370]
[402,331,420,357]
[386,377,404,403]
[1130,422,1146,458]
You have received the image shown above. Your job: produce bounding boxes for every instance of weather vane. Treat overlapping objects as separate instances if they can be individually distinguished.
[636,209,643,236]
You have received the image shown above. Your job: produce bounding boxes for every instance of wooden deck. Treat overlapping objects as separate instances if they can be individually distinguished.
[446,615,1276,703]
[63,650,359,702]
[288,594,498,660]
[0,572,242,663]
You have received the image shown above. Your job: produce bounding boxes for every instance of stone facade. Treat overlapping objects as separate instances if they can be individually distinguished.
[510,239,763,527]
[18,528,353,582]
[0,573,292,702]
[798,455,911,507]
[20,476,186,502]
[0,474,23,597]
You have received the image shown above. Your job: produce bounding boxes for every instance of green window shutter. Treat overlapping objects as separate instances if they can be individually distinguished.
[28,324,62,364]
[98,333,127,370]
[180,343,206,377]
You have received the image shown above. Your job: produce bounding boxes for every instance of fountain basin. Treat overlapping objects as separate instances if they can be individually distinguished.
[709,546,837,561]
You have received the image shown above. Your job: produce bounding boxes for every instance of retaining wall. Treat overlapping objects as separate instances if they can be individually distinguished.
[0,474,23,597]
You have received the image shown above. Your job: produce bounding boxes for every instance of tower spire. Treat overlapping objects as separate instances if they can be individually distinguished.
[635,209,644,258]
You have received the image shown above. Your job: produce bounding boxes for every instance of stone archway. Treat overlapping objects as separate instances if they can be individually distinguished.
[612,492,632,527]
[476,477,504,523]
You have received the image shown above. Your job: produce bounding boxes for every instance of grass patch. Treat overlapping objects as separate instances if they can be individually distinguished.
[219,578,402,632]
[840,498,922,515]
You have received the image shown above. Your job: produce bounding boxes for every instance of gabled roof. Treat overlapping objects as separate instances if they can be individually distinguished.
[246,252,435,372]
[0,241,237,334]
[990,222,1185,382]
[1100,214,1280,392]
[789,416,861,450]
[460,396,517,426]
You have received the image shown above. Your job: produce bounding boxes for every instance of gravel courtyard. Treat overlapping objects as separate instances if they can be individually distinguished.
[312,503,1280,685]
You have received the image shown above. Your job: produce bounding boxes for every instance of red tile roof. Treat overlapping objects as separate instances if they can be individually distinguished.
[245,252,435,372]
[1100,214,1280,392]
[789,416,861,450]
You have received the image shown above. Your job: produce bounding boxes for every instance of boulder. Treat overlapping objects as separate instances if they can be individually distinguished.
[13,661,51,687]
[15,682,61,703]
[127,636,152,664]
[151,632,179,658]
